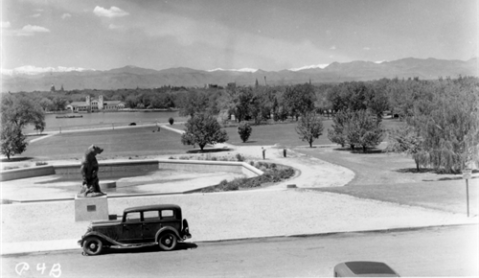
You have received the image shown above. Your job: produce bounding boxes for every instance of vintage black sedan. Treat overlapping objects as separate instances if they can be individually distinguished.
[79,204,191,255]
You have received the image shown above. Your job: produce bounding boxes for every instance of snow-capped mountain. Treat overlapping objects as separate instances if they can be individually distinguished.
[1,65,94,76]
[2,57,477,92]
[289,64,329,71]
[207,68,258,73]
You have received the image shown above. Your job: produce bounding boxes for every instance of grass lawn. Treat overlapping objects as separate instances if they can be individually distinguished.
[296,146,479,215]
[314,180,478,215]
[22,126,195,161]
[223,118,405,147]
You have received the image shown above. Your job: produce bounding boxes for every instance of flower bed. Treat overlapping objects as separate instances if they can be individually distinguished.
[202,162,295,192]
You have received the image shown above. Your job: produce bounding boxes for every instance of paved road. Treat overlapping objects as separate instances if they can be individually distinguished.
[2,225,477,277]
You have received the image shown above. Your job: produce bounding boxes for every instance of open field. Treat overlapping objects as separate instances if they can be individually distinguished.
[22,126,194,161]
[314,180,478,215]
[223,118,405,147]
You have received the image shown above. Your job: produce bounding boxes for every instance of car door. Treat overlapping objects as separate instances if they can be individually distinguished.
[119,211,143,243]
[142,210,161,242]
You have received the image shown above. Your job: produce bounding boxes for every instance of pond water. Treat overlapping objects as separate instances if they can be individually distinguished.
[25,111,188,133]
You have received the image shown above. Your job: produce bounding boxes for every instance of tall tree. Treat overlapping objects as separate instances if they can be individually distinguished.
[386,127,429,171]
[1,95,45,159]
[181,113,229,151]
[1,123,27,160]
[296,112,324,147]
[327,110,352,148]
[283,83,316,120]
[1,95,45,132]
[345,110,384,152]
[407,79,478,173]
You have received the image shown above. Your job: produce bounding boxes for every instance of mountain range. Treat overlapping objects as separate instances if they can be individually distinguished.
[2,57,477,92]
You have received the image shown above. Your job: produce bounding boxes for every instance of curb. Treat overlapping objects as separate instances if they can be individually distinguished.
[2,222,477,256]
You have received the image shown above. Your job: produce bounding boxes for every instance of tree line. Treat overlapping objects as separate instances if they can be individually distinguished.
[2,76,478,174]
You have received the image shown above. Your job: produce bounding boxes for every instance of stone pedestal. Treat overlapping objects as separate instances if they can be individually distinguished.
[74,195,109,222]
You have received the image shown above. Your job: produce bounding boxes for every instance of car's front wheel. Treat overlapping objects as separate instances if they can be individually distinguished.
[82,237,103,256]
[158,232,177,251]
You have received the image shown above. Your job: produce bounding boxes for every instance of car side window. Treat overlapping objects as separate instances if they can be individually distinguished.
[161,210,175,219]
[143,210,160,222]
[125,212,141,223]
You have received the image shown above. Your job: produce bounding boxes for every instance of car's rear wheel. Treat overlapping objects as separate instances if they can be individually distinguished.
[158,232,177,251]
[82,237,103,256]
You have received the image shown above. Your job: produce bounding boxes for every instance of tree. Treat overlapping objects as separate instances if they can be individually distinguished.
[1,95,45,159]
[238,122,252,143]
[328,110,383,151]
[1,123,27,160]
[327,110,352,148]
[406,79,478,173]
[233,87,254,122]
[177,90,218,117]
[345,110,384,152]
[1,95,45,132]
[296,112,323,147]
[386,127,429,171]
[283,83,315,120]
[181,113,229,151]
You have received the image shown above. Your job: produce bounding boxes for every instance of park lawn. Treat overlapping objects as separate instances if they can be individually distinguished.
[224,121,333,147]
[22,126,195,160]
[313,180,478,215]
[296,146,478,215]
[223,118,404,147]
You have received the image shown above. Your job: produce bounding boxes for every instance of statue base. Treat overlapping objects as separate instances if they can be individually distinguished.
[74,195,109,222]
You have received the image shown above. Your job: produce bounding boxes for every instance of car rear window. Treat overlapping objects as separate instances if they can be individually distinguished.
[143,210,160,222]
[161,210,175,219]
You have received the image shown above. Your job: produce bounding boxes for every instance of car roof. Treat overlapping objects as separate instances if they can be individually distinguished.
[124,204,181,213]
[344,261,398,276]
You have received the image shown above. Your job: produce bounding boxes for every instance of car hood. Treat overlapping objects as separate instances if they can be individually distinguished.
[91,220,122,227]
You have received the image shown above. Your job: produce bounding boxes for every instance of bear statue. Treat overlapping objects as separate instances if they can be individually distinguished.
[78,145,105,197]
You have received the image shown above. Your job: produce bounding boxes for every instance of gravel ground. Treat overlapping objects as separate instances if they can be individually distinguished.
[2,189,471,244]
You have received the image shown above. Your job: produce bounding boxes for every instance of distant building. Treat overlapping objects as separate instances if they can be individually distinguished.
[67,95,125,112]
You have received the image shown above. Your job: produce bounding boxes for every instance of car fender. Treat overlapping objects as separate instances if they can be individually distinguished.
[80,231,124,246]
[155,227,181,243]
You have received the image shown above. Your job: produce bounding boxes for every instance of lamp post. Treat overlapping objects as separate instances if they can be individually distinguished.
[462,160,475,217]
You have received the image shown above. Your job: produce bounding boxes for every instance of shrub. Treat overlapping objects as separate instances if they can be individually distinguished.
[235,153,245,161]
[238,122,252,143]
[168,117,174,125]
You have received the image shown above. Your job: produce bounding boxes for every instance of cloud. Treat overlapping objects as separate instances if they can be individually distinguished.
[93,6,129,18]
[363,47,371,51]
[32,13,41,18]
[10,25,51,36]
[1,21,11,28]
[330,45,337,50]
[61,13,72,20]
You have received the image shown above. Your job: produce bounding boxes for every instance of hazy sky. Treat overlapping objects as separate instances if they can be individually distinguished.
[1,0,478,71]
